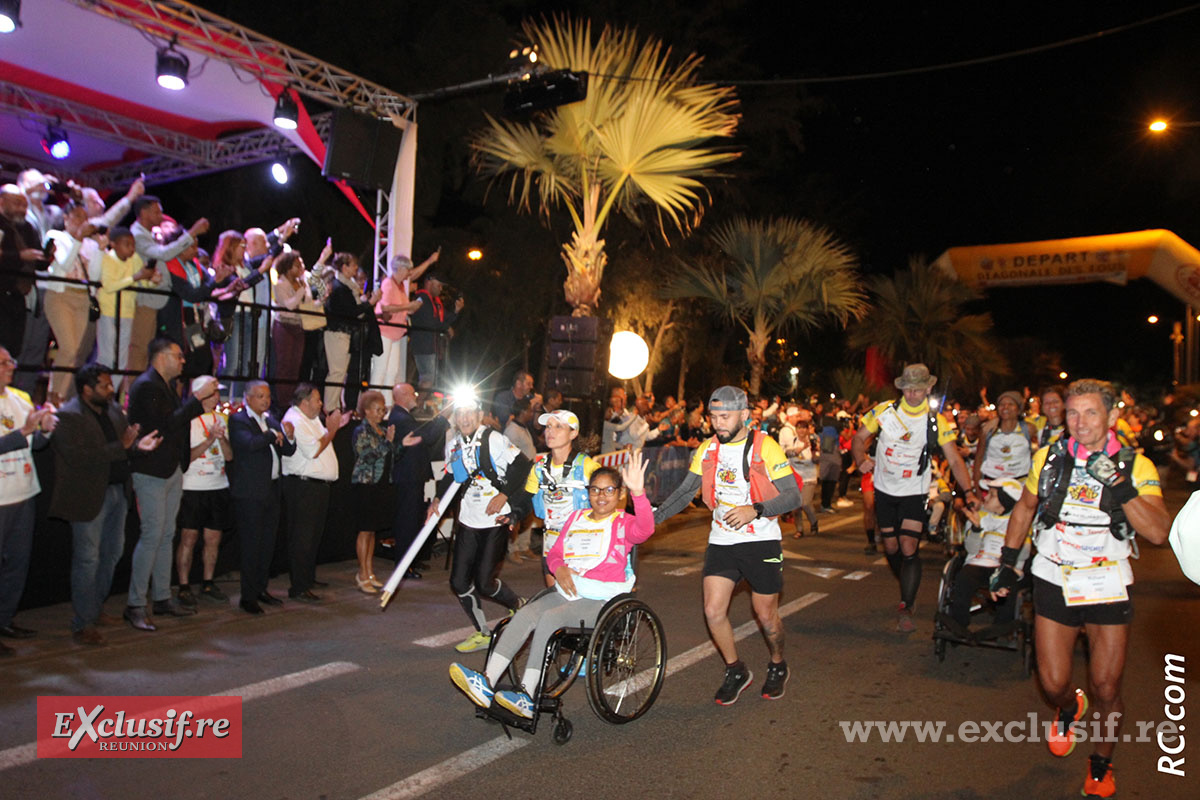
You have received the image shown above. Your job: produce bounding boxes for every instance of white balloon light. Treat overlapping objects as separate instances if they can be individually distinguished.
[608,331,649,380]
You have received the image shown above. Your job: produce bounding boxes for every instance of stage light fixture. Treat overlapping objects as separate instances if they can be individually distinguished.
[41,122,69,160]
[156,45,190,91]
[270,158,289,185]
[0,0,21,33]
[273,91,299,130]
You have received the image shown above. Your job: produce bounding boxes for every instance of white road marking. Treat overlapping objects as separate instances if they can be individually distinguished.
[792,566,844,580]
[873,557,889,566]
[782,551,814,561]
[413,618,509,648]
[359,736,530,800]
[842,571,871,581]
[664,565,703,577]
[0,661,361,773]
[364,592,830,800]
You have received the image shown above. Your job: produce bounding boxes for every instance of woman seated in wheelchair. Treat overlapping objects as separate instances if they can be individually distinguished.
[449,451,652,719]
[944,477,1031,637]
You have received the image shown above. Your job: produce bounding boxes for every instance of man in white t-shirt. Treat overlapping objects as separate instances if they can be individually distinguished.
[281,382,348,602]
[175,376,232,608]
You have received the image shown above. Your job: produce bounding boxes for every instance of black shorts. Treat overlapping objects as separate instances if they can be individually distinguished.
[874,490,927,537]
[703,540,784,595]
[1033,575,1133,627]
[177,488,233,531]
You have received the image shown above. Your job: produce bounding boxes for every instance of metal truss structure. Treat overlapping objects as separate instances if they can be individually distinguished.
[0,78,333,188]
[66,0,415,119]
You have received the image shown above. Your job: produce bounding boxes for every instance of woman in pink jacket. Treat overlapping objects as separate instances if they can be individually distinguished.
[449,451,652,719]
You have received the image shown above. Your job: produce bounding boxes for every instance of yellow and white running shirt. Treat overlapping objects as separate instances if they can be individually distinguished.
[861,399,956,497]
[0,387,39,505]
[687,436,792,545]
[1026,436,1162,587]
[980,426,1034,479]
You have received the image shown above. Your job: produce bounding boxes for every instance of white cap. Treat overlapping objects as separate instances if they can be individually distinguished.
[537,410,579,430]
[190,375,223,394]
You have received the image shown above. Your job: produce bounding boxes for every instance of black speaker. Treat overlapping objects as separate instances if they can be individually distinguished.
[503,70,589,116]
[548,341,599,369]
[322,108,403,192]
[546,367,603,397]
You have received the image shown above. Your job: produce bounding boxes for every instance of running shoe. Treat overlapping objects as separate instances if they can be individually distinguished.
[714,663,753,706]
[863,544,878,555]
[896,603,915,633]
[448,663,494,708]
[200,581,228,602]
[1048,688,1089,757]
[494,690,535,719]
[835,498,854,509]
[454,630,492,653]
[1082,754,1115,798]
[761,661,789,700]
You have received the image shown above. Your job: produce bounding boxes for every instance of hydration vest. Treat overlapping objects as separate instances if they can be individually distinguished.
[1035,437,1134,541]
[889,398,941,476]
[448,427,502,486]
[699,430,782,511]
[531,452,590,518]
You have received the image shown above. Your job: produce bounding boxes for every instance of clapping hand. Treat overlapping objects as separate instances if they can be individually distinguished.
[401,431,421,447]
[121,422,142,449]
[282,421,295,439]
[385,424,396,443]
[137,431,163,452]
[273,430,284,446]
[621,450,648,494]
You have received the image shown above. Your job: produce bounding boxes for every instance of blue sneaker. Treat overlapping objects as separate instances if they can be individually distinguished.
[449,663,494,708]
[494,689,535,719]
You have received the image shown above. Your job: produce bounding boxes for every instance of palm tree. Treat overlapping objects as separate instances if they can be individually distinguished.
[848,257,1009,394]
[470,16,740,316]
[664,217,868,395]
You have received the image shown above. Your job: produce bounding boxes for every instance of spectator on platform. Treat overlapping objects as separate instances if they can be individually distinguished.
[43,203,103,404]
[0,346,56,656]
[324,252,381,411]
[271,251,309,411]
[124,340,213,631]
[175,377,233,609]
[229,381,296,614]
[280,383,345,602]
[493,370,534,429]
[371,251,437,398]
[0,186,42,364]
[50,364,160,646]
[408,271,461,389]
[98,227,156,391]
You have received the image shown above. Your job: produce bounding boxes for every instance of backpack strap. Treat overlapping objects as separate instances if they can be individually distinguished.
[475,427,501,486]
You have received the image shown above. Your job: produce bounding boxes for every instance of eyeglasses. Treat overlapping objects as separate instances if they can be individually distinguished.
[587,486,618,496]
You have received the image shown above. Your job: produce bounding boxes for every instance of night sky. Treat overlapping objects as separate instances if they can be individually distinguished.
[156,1,1200,395]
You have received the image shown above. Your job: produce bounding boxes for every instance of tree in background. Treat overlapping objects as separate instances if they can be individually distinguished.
[665,216,868,395]
[470,16,740,316]
[849,257,1008,396]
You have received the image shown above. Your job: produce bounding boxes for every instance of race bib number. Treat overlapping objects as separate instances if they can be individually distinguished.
[563,530,603,563]
[878,408,907,440]
[979,532,1004,560]
[1060,561,1128,606]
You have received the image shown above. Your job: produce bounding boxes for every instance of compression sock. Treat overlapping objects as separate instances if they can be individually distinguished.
[900,553,921,609]
[865,528,876,546]
[484,579,521,611]
[885,550,902,579]
[457,588,487,632]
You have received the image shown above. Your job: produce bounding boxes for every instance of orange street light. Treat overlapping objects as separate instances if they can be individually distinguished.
[1059,371,1068,380]
[1149,120,1168,133]
[1148,315,1160,324]
[467,249,483,261]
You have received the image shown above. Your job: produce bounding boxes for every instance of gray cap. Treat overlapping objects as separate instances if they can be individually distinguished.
[709,385,748,411]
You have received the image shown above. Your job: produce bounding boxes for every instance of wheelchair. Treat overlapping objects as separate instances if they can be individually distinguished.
[475,588,667,745]
[932,551,1035,675]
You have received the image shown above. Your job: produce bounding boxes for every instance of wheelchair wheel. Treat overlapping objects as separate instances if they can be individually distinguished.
[585,597,667,724]
[539,635,586,700]
[552,717,573,745]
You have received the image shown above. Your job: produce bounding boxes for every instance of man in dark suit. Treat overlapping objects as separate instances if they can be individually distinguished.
[388,383,450,579]
[229,380,296,614]
[49,364,161,646]
[124,339,215,631]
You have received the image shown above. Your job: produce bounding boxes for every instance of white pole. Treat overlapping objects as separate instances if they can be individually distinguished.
[379,480,463,609]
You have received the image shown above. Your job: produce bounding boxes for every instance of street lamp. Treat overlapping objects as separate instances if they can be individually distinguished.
[467,249,482,261]
[1148,315,1159,324]
[1058,371,1068,380]
[1149,119,1200,133]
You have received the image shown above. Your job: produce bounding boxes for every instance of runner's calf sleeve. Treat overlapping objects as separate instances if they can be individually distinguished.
[885,550,902,580]
[865,528,876,546]
[900,553,921,609]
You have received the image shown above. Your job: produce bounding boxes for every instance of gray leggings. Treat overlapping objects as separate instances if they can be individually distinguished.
[486,590,605,695]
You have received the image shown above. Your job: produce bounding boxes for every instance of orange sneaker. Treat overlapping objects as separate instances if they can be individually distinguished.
[1081,754,1115,798]
[1048,688,1089,757]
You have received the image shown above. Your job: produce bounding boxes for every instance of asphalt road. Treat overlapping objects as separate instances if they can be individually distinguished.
[1,495,1197,800]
